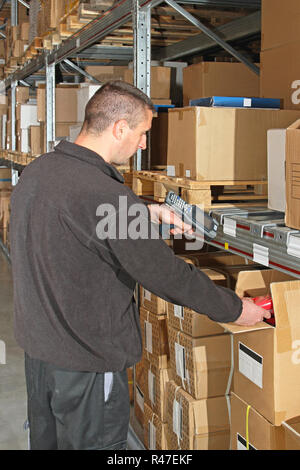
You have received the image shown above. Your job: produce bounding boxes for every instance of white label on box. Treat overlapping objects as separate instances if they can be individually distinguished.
[253,243,269,267]
[223,217,237,237]
[148,369,156,405]
[287,235,300,259]
[149,421,156,450]
[145,321,153,354]
[174,305,184,320]
[173,399,182,440]
[244,98,252,108]
[185,170,191,178]
[143,288,151,302]
[238,342,263,389]
[167,165,176,176]
[136,385,144,412]
[237,433,256,450]
[175,342,186,380]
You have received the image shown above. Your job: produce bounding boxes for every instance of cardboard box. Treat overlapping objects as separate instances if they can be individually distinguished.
[166,380,230,450]
[124,67,171,100]
[143,357,173,422]
[230,392,285,450]
[0,169,12,189]
[267,129,286,212]
[18,104,38,129]
[140,287,166,315]
[134,359,146,427]
[140,307,169,368]
[167,107,300,181]
[77,84,101,122]
[221,269,300,426]
[37,85,80,123]
[12,40,27,58]
[261,0,300,51]
[144,403,168,450]
[285,120,300,229]
[283,417,300,450]
[20,22,30,41]
[168,325,232,400]
[16,86,29,104]
[260,42,300,110]
[183,62,259,107]
[29,126,42,156]
[84,65,128,83]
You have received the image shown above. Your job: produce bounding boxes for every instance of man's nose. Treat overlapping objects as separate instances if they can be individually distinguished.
[138,135,147,150]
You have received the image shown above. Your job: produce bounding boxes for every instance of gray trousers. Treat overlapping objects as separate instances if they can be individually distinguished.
[24,353,130,450]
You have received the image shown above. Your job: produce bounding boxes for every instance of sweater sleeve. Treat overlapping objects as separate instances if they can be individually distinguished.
[97,201,242,324]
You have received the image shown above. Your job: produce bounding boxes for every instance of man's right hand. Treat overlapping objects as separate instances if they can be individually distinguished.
[234,298,272,326]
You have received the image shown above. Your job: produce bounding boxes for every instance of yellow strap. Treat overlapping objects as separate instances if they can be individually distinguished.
[246,405,251,450]
[225,242,229,250]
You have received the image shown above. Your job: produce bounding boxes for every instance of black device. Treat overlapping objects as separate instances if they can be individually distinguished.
[164,191,219,239]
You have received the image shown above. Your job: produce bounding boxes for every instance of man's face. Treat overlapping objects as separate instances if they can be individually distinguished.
[114,109,153,165]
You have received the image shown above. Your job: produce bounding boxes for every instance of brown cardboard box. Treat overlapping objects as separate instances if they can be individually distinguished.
[166,380,230,450]
[84,65,128,83]
[167,302,226,338]
[261,0,300,52]
[221,269,300,426]
[134,359,146,427]
[230,392,285,450]
[285,119,300,229]
[168,325,231,400]
[0,169,12,189]
[183,62,259,106]
[143,357,173,422]
[167,107,300,181]
[12,40,27,58]
[140,287,166,315]
[283,417,300,450]
[124,67,171,100]
[29,126,42,156]
[140,307,169,368]
[260,42,300,110]
[37,85,80,122]
[144,404,168,450]
[16,86,29,105]
[20,22,30,41]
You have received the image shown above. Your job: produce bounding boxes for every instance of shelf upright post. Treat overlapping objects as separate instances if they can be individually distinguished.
[11,0,19,185]
[45,55,56,153]
[132,0,151,170]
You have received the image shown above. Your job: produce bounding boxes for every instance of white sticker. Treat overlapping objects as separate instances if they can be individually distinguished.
[149,421,156,450]
[174,305,184,320]
[244,98,252,107]
[287,235,300,259]
[253,243,269,267]
[167,165,176,176]
[143,289,151,301]
[238,342,263,389]
[237,433,256,450]
[175,342,186,380]
[136,385,144,412]
[223,217,237,237]
[173,399,182,440]
[145,321,153,354]
[148,369,156,405]
[185,170,191,178]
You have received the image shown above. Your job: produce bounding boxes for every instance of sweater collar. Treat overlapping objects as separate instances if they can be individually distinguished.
[54,140,125,184]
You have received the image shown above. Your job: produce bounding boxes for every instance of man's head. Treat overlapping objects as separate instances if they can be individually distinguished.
[76,80,155,165]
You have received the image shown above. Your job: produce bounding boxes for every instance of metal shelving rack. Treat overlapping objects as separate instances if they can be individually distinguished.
[6,0,294,451]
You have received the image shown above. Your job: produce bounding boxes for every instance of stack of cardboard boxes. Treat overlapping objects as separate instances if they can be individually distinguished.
[165,257,232,450]
[135,287,171,450]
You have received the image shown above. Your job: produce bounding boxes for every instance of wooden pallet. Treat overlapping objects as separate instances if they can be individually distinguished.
[131,171,268,207]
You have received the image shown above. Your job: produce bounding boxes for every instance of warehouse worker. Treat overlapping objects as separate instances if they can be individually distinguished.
[10,80,269,451]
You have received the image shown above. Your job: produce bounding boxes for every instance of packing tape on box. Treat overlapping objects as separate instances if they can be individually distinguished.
[175,331,191,395]
[149,413,156,450]
[246,404,251,450]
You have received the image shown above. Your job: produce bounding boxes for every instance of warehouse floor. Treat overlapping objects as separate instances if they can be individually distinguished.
[0,250,28,450]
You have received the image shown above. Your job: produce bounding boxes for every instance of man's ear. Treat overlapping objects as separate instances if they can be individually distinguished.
[113,119,129,140]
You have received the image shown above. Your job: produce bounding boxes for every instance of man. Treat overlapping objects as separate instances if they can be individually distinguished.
[10,80,268,450]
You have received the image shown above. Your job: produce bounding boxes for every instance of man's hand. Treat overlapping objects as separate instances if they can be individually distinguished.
[234,298,272,326]
[148,203,194,236]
